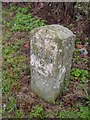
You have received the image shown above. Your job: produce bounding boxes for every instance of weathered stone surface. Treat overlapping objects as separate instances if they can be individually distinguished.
[30,24,75,103]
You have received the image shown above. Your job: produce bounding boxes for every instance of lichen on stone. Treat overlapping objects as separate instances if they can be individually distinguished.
[30,24,75,103]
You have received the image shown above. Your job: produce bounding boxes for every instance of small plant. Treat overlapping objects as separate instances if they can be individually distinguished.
[70,68,82,78]
[70,68,88,83]
[80,69,88,84]
[75,38,81,45]
[29,105,44,119]
[15,110,25,118]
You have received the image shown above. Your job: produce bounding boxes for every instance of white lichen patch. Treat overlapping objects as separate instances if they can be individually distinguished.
[58,66,66,79]
[54,66,66,89]
[45,34,54,39]
[35,42,42,48]
[44,39,58,59]
[31,54,41,68]
[66,47,69,49]
[44,63,53,76]
[35,32,40,39]
[59,49,62,53]
[31,54,54,77]
[58,64,62,68]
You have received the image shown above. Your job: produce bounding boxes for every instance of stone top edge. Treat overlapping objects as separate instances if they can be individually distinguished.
[30,24,76,40]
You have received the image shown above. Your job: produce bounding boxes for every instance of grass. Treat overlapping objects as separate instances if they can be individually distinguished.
[2,3,46,94]
[29,105,44,119]
[56,106,90,119]
[2,3,46,118]
[2,3,89,119]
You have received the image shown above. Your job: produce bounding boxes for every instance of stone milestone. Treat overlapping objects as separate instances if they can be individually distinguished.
[30,24,76,103]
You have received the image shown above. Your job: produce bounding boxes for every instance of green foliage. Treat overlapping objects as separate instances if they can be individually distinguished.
[29,105,44,119]
[2,17,13,27]
[3,42,25,93]
[75,38,81,45]
[56,109,77,118]
[12,13,45,32]
[2,5,46,31]
[14,110,25,118]
[3,80,11,94]
[56,106,90,119]
[77,106,90,119]
[16,7,29,14]
[5,97,16,114]
[71,68,82,78]
[2,6,45,94]
[45,110,54,118]
[75,3,89,17]
[12,13,46,32]
[70,68,88,83]
[2,97,25,118]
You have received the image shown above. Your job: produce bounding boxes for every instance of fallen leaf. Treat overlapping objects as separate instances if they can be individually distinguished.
[76,45,84,49]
